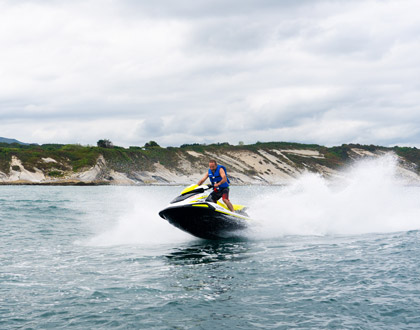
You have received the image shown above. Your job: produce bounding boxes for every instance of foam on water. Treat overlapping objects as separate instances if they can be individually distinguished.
[248,154,420,238]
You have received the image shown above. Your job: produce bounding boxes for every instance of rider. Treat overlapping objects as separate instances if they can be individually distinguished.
[197,160,235,212]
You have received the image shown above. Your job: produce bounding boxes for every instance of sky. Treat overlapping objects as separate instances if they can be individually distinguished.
[1,0,420,147]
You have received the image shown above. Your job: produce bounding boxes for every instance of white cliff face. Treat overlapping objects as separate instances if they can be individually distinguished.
[7,156,45,182]
[0,170,9,182]
[71,155,107,182]
[0,148,419,185]
[108,170,137,185]
[42,157,57,163]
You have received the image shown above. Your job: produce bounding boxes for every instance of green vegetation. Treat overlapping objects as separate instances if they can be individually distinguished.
[0,149,12,173]
[0,143,99,173]
[144,141,160,148]
[97,139,114,148]
[243,141,321,152]
[180,143,207,153]
[48,170,64,177]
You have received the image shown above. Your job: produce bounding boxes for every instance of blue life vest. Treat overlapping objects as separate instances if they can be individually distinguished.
[208,165,230,188]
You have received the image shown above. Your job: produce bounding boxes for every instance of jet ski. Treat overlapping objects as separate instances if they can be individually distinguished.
[158,184,251,239]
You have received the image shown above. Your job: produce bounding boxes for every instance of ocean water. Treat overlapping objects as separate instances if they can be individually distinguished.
[1,156,420,329]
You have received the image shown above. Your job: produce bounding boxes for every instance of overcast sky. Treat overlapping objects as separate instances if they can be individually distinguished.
[1,0,420,147]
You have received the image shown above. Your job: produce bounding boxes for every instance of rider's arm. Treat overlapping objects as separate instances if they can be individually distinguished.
[197,172,209,186]
[215,168,227,187]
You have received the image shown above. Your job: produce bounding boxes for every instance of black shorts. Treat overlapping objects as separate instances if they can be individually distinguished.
[206,187,229,202]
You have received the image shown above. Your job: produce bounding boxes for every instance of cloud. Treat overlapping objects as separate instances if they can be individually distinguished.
[1,0,420,147]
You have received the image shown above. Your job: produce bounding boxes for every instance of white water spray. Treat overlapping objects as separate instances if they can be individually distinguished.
[249,154,420,238]
[85,187,192,246]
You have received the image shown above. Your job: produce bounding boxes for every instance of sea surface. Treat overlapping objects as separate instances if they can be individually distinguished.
[2,159,420,329]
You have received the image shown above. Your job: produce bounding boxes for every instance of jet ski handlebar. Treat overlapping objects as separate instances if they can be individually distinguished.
[179,184,212,196]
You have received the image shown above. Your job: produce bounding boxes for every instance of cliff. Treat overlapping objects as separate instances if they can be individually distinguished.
[0,142,419,185]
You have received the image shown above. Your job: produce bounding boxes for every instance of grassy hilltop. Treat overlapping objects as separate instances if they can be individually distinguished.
[0,141,419,184]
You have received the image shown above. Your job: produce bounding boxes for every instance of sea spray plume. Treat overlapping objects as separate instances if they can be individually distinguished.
[248,154,420,238]
[84,188,191,246]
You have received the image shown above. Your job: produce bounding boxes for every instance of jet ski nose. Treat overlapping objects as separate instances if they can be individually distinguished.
[158,209,168,220]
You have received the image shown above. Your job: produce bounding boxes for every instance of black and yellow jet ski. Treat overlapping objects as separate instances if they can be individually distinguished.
[158,184,251,239]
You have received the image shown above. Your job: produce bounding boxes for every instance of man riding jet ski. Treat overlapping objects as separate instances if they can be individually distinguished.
[158,161,251,239]
[197,159,234,212]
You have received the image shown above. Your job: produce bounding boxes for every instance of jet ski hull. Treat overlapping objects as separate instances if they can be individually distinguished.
[159,204,249,240]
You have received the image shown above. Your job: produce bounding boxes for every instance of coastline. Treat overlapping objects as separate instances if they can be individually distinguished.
[2,143,420,186]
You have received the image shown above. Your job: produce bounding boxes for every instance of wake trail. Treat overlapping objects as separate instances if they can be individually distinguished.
[248,154,420,238]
